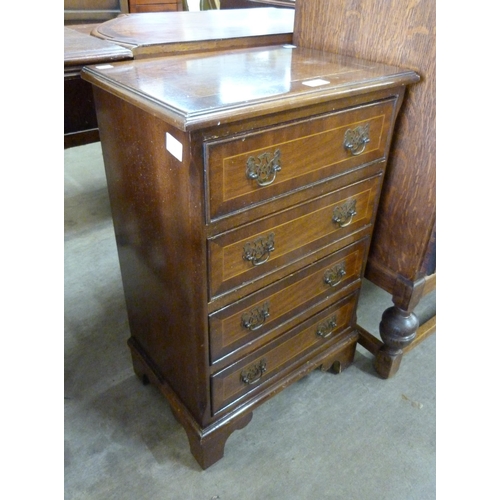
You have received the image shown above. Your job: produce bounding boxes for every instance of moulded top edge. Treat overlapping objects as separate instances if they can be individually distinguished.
[81,45,419,131]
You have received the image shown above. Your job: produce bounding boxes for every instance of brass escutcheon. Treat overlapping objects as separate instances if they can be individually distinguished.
[344,124,370,156]
[324,262,347,287]
[316,316,338,338]
[332,199,357,228]
[241,359,267,385]
[246,149,281,187]
[243,233,275,266]
[241,302,270,331]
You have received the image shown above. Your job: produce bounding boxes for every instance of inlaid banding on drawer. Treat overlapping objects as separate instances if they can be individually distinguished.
[205,98,396,221]
[209,238,368,364]
[208,174,382,299]
[210,293,357,415]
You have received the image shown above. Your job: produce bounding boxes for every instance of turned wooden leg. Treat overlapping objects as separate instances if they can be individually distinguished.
[357,274,435,379]
[374,305,418,379]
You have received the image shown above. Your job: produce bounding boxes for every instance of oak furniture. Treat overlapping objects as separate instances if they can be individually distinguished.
[294,0,436,378]
[64,8,294,148]
[82,45,418,468]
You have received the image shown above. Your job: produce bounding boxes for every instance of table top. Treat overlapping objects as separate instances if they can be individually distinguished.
[82,45,419,131]
[64,27,133,72]
[91,8,294,56]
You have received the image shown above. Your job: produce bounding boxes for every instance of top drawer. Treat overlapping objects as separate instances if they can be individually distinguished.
[204,98,397,221]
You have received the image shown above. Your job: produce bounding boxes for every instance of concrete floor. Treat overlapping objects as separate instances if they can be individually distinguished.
[64,142,436,499]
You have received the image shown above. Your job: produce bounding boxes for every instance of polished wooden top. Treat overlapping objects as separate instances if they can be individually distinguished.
[91,8,294,57]
[82,45,419,131]
[64,27,133,73]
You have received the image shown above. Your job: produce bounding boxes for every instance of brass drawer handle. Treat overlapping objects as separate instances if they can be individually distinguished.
[241,359,267,385]
[344,124,370,156]
[241,302,270,331]
[324,262,347,288]
[316,316,338,339]
[332,199,357,228]
[246,149,281,187]
[243,233,275,266]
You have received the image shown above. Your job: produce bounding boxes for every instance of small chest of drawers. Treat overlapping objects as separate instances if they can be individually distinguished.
[82,46,418,469]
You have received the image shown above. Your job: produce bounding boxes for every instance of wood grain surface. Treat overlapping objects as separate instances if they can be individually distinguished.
[294,0,436,287]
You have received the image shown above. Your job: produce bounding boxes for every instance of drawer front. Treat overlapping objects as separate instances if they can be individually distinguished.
[132,5,178,12]
[129,1,180,11]
[209,237,368,364]
[205,98,396,221]
[208,174,381,299]
[211,293,357,414]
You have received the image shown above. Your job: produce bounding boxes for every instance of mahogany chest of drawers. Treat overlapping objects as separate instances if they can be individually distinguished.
[82,46,418,469]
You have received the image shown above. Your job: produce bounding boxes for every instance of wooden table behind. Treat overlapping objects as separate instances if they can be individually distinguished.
[91,8,294,57]
[64,8,294,148]
[64,26,133,149]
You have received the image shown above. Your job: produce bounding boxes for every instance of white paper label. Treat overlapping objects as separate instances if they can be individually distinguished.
[302,79,330,87]
[166,133,183,162]
[95,64,114,69]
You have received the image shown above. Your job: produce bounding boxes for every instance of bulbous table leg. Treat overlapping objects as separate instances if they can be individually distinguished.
[374,305,419,378]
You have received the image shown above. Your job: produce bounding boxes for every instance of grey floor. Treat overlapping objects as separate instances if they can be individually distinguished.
[64,142,436,500]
